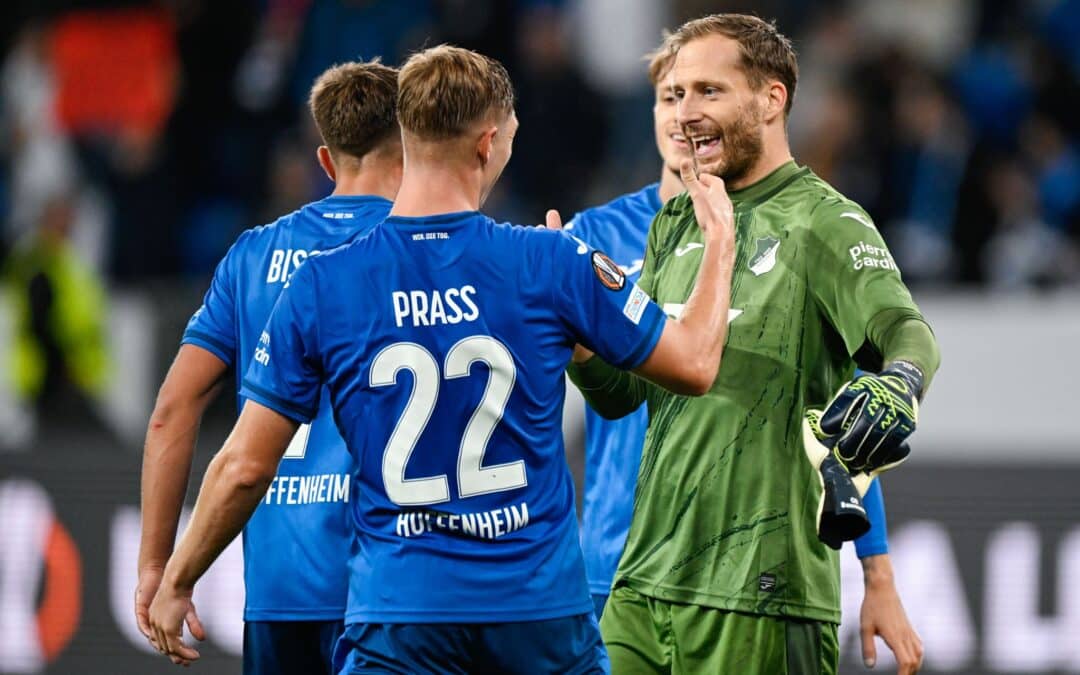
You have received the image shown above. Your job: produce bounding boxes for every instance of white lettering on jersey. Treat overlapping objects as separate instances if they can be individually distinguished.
[266,248,320,284]
[392,286,480,328]
[849,241,898,272]
[620,259,644,276]
[263,473,350,505]
[395,501,530,539]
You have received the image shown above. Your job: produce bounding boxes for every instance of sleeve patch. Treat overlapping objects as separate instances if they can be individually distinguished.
[592,251,626,291]
[622,283,650,325]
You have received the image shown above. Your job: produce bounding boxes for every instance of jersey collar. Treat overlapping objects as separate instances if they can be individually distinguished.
[726,161,808,207]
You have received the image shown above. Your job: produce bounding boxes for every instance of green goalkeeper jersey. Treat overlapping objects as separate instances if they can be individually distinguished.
[580,161,927,624]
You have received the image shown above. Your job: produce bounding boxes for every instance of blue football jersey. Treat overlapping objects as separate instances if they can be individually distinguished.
[182,194,392,621]
[241,211,667,624]
[566,183,661,595]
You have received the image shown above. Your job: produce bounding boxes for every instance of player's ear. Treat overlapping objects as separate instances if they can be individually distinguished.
[476,126,498,166]
[763,82,787,123]
[316,146,337,182]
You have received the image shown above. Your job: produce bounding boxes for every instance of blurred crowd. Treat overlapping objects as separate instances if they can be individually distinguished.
[0,0,1078,420]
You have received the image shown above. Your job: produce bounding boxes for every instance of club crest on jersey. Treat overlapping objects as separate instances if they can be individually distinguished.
[748,237,780,276]
[592,251,625,291]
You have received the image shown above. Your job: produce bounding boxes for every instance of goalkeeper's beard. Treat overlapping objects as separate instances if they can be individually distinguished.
[687,102,766,185]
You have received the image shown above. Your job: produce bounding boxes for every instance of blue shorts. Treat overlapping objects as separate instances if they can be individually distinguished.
[333,613,609,674]
[244,620,344,675]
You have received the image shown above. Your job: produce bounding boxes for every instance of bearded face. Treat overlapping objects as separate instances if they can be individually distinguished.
[669,34,772,186]
[683,98,765,184]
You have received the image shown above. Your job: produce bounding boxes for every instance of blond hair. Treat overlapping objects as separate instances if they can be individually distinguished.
[644,32,676,86]
[669,14,798,115]
[397,45,515,140]
[308,60,399,160]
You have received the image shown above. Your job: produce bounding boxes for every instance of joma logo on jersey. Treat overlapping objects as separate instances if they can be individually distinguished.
[267,248,319,284]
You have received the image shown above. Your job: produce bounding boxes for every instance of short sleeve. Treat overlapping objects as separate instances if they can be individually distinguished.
[181,244,240,365]
[805,200,922,356]
[550,232,665,370]
[240,263,323,423]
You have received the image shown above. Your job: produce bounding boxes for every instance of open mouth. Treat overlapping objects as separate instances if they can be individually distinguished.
[671,132,690,150]
[691,135,721,157]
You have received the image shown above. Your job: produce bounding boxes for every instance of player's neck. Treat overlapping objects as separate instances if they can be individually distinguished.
[728,137,793,191]
[330,155,402,201]
[659,165,684,202]
[390,162,482,217]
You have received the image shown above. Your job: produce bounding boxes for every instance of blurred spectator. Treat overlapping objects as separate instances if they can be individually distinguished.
[885,74,969,284]
[0,0,1075,293]
[1,193,110,426]
[982,159,1079,288]
[509,4,607,219]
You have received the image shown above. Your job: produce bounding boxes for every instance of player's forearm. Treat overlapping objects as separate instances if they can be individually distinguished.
[162,441,275,591]
[161,402,297,591]
[568,355,648,419]
[673,237,734,376]
[868,309,940,396]
[138,402,206,572]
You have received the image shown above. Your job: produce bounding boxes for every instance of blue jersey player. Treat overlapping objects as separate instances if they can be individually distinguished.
[568,37,918,669]
[146,45,741,674]
[136,61,403,673]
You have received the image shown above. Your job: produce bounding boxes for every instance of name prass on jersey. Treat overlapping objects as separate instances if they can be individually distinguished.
[392,285,480,328]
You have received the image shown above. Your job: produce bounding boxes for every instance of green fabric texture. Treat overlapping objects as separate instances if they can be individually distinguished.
[570,161,936,624]
[600,585,838,674]
[866,308,941,394]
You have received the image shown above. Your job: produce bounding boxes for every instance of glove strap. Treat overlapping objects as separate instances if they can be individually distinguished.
[882,360,924,399]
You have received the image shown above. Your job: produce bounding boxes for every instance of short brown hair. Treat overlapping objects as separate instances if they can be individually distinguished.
[670,14,798,115]
[644,32,676,87]
[397,45,515,140]
[308,60,399,159]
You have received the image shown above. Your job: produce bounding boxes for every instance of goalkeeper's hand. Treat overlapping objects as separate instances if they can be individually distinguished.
[821,361,923,474]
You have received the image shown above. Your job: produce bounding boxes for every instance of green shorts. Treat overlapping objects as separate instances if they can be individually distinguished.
[599,586,838,675]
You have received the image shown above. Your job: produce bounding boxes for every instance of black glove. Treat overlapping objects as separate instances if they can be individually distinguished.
[820,361,922,474]
[802,409,870,550]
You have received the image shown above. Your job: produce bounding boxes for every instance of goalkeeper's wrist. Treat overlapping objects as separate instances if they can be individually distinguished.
[882,360,924,399]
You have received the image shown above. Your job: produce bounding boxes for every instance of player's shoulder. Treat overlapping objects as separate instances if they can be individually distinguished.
[567,183,661,233]
[774,169,879,247]
[227,205,307,255]
[789,169,874,226]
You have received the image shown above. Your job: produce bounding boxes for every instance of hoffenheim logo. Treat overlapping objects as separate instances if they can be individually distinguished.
[749,237,780,276]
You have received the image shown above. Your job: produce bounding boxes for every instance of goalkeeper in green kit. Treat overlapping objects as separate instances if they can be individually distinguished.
[568,14,940,675]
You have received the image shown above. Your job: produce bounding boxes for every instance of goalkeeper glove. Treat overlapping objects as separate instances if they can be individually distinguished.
[802,409,869,550]
[820,361,923,474]
[802,405,914,549]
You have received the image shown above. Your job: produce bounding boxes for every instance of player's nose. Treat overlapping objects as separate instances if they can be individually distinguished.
[676,99,703,127]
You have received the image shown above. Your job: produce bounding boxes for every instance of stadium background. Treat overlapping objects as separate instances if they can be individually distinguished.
[0,0,1077,673]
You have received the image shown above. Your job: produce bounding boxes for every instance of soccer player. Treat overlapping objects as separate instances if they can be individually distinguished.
[572,34,921,672]
[568,15,937,674]
[135,61,402,673]
[146,44,739,673]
